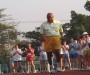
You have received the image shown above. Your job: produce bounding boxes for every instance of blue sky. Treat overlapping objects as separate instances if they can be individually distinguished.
[0,0,90,32]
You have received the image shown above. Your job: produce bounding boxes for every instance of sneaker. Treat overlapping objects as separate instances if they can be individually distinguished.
[86,67,90,70]
[70,68,74,71]
[33,70,37,73]
[26,71,29,74]
[77,68,81,71]
[13,70,16,74]
[50,68,55,73]
[57,67,61,72]
[41,70,46,73]
[61,68,65,72]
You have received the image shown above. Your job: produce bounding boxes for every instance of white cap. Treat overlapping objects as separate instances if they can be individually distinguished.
[82,32,88,35]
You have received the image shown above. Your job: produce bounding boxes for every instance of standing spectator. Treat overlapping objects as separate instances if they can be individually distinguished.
[25,43,36,73]
[38,42,48,72]
[11,44,23,73]
[73,39,79,69]
[40,13,63,73]
[69,39,79,70]
[61,41,71,71]
[77,39,86,70]
[82,32,90,69]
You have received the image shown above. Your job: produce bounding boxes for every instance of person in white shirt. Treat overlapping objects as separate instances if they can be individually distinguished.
[59,41,71,71]
[11,44,23,73]
[62,41,71,70]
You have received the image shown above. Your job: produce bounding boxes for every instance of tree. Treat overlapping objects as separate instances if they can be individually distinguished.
[84,1,90,12]
[25,30,41,42]
[63,11,90,41]
[0,9,17,41]
[0,8,18,64]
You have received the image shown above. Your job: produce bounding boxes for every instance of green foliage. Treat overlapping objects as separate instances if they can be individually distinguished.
[0,43,11,64]
[0,8,18,64]
[84,1,90,12]
[63,11,90,41]
[25,31,41,41]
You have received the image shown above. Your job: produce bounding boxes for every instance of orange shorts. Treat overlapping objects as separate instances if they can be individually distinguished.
[44,36,61,52]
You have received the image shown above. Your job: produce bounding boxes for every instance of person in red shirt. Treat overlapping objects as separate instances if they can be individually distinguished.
[25,43,36,73]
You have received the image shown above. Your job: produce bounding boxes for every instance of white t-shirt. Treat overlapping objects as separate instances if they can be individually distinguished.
[11,49,22,61]
[62,45,69,54]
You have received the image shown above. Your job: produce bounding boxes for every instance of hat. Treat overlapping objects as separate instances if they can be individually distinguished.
[82,32,88,35]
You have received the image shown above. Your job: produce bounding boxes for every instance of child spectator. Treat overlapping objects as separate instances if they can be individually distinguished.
[25,43,36,73]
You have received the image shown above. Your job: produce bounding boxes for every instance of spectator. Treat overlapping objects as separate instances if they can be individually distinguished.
[38,42,48,72]
[61,41,71,71]
[11,44,23,73]
[25,43,36,73]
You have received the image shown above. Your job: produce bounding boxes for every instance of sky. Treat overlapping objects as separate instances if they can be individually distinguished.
[0,0,90,32]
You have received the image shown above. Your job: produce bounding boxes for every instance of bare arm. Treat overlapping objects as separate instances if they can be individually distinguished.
[30,48,34,53]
